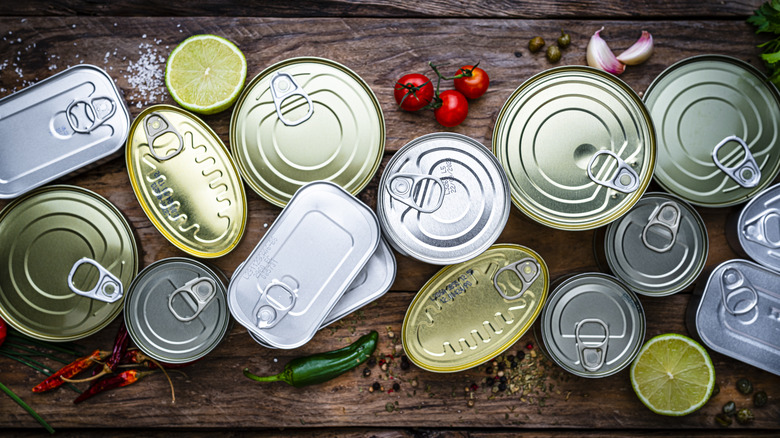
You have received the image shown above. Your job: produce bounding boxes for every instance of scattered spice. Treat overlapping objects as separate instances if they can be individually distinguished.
[715,413,733,427]
[372,382,381,392]
[723,401,736,416]
[736,408,755,425]
[362,368,371,378]
[737,378,753,395]
[754,391,768,407]
[385,402,395,412]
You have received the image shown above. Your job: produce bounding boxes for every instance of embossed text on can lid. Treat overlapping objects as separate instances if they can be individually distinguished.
[736,183,780,272]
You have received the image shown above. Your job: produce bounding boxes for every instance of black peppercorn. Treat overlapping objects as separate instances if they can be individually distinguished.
[367,356,377,367]
[372,382,381,391]
[498,382,507,391]
[362,368,371,378]
[400,356,410,370]
[485,366,493,375]
[516,351,525,361]
[393,382,400,391]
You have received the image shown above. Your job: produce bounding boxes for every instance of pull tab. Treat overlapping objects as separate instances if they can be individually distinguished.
[67,258,123,303]
[168,277,217,322]
[575,318,609,372]
[742,210,780,249]
[253,280,297,329]
[587,150,640,194]
[270,71,314,126]
[712,135,761,188]
[641,201,681,253]
[386,173,445,214]
[493,258,541,300]
[143,112,183,161]
[720,267,759,316]
[66,96,117,133]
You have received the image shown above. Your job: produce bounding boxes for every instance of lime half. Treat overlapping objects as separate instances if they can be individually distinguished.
[165,34,247,115]
[630,333,715,416]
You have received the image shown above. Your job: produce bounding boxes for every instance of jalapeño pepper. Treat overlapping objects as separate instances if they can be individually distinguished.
[243,331,378,387]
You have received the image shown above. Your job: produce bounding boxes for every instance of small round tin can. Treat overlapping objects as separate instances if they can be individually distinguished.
[402,244,548,372]
[378,133,510,265]
[539,273,645,378]
[597,192,708,296]
[230,57,384,207]
[732,183,780,272]
[644,55,780,207]
[493,66,655,230]
[124,258,231,363]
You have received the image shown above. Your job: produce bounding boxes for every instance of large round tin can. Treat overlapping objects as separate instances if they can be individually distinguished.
[0,185,138,341]
[597,192,708,296]
[539,273,645,378]
[230,57,384,207]
[644,55,780,207]
[124,257,231,363]
[402,244,548,372]
[378,133,510,265]
[733,183,780,272]
[493,66,655,230]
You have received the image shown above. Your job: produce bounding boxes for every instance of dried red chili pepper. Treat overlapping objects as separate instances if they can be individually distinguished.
[73,369,154,404]
[31,349,109,393]
[121,349,194,370]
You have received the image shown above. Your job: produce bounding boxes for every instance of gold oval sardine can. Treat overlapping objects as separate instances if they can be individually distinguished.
[402,244,549,373]
[230,57,385,207]
[126,104,247,258]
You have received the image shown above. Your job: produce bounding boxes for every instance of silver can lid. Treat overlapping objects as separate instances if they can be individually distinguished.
[736,183,780,272]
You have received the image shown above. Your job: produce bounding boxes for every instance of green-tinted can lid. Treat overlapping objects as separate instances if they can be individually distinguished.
[230,57,385,207]
[493,66,655,230]
[644,55,780,207]
[0,185,138,341]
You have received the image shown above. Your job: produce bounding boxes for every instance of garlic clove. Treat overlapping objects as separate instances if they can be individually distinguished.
[586,27,626,75]
[616,31,654,65]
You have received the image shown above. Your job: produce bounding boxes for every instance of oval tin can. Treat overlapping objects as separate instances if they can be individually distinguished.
[124,257,231,363]
[228,181,380,349]
[378,133,510,265]
[597,192,708,296]
[126,104,247,258]
[539,273,645,378]
[733,183,780,272]
[230,57,384,207]
[402,244,549,373]
[493,66,656,230]
[0,65,130,199]
[0,185,138,341]
[644,55,780,207]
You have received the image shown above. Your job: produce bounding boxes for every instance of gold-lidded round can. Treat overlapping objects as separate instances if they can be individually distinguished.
[402,244,548,372]
[493,66,655,230]
[230,57,385,207]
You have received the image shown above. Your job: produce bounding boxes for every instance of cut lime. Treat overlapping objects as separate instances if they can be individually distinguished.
[165,34,247,115]
[630,333,715,416]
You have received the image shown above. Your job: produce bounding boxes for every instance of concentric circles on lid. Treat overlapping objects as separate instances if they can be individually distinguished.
[378,133,510,265]
[493,66,655,230]
[735,182,780,271]
[644,55,780,207]
[230,57,385,207]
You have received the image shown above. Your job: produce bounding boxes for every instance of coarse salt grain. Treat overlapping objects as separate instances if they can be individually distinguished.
[123,42,167,108]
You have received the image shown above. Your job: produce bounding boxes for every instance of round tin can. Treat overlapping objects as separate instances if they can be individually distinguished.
[493,66,655,230]
[230,57,385,207]
[733,183,780,272]
[124,258,230,363]
[402,244,548,372]
[597,192,708,296]
[644,55,780,207]
[378,133,510,265]
[0,185,138,341]
[539,273,645,378]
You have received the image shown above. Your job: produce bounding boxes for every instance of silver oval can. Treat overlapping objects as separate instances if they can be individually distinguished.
[733,183,780,272]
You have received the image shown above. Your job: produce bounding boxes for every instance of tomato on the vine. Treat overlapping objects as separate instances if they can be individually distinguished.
[434,90,468,127]
[453,65,489,100]
[394,73,434,111]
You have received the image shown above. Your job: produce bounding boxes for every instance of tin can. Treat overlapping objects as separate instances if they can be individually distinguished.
[0,65,130,199]
[402,244,548,372]
[228,181,380,349]
[378,133,510,265]
[0,185,138,341]
[124,258,231,363]
[687,259,780,376]
[644,55,780,207]
[230,57,384,207]
[539,273,645,378]
[493,66,655,230]
[126,104,247,258]
[732,183,780,272]
[596,192,708,296]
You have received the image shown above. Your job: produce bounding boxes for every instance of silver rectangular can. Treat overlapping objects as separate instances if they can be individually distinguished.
[0,65,130,198]
[730,183,780,272]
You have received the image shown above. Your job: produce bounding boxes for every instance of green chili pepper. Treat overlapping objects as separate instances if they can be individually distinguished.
[243,331,378,387]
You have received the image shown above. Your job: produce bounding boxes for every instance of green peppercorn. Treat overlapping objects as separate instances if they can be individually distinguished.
[546,45,562,63]
[723,401,737,416]
[529,36,545,53]
[737,378,753,394]
[754,390,768,407]
[715,413,733,427]
[736,408,754,425]
[557,29,571,48]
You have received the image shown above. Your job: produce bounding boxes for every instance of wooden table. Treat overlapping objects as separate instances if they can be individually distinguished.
[1,1,779,435]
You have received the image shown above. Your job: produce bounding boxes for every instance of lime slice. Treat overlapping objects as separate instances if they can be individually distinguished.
[165,34,247,115]
[630,333,715,416]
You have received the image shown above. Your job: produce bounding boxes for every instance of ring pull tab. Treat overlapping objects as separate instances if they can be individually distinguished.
[386,173,445,214]
[143,112,183,161]
[66,96,117,133]
[253,280,297,329]
[575,318,609,372]
[720,267,759,316]
[742,209,780,249]
[168,277,218,322]
[67,258,123,303]
[493,258,541,300]
[270,71,314,127]
[587,150,640,194]
[641,201,681,253]
[712,135,761,188]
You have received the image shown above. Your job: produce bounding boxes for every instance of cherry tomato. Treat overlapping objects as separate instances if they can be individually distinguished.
[434,90,468,127]
[453,65,489,100]
[394,73,434,111]
[0,316,6,347]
